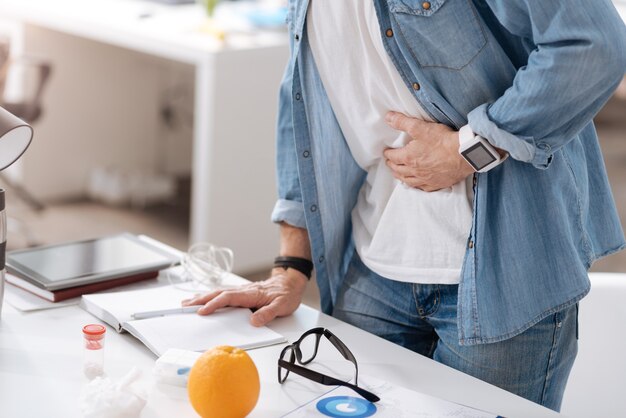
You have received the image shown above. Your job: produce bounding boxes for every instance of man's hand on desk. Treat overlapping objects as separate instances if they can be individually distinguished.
[181,268,307,327]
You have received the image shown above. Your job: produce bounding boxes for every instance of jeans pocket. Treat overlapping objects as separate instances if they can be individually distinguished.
[388,0,487,70]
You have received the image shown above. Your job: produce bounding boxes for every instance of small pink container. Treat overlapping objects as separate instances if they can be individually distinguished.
[83,324,106,379]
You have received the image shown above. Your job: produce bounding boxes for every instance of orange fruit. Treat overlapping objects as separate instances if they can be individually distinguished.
[187,345,260,418]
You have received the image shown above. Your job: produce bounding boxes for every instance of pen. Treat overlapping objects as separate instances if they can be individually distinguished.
[131,305,204,320]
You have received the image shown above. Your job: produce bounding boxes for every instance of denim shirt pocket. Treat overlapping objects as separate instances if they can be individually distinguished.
[388,0,487,70]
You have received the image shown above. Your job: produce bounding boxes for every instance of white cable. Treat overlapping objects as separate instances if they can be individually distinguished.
[166,242,234,291]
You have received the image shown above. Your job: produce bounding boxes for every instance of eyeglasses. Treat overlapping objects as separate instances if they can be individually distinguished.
[277,327,380,403]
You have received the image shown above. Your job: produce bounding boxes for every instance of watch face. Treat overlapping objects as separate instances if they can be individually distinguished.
[462,142,497,171]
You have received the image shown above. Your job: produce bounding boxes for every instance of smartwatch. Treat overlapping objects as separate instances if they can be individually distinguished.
[458,125,505,173]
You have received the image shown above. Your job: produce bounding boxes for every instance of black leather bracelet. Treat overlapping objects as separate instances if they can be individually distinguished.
[274,256,314,280]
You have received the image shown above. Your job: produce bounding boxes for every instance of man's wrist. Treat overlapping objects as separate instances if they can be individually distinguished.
[457,125,507,173]
[448,131,476,176]
[279,222,312,260]
[271,265,310,284]
[274,256,313,279]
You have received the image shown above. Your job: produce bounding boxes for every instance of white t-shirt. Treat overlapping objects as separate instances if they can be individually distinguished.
[307,0,473,284]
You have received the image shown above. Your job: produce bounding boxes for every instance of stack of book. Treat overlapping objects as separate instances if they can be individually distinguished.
[5,233,180,302]
[6,271,158,302]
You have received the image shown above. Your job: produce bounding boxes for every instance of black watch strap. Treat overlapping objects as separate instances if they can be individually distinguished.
[274,256,314,280]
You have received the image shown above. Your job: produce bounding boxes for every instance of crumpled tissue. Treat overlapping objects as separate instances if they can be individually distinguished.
[80,367,147,418]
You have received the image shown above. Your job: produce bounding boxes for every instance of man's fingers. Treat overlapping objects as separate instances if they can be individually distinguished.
[385,159,415,176]
[198,288,261,315]
[182,290,223,307]
[250,300,281,327]
[388,168,424,189]
[383,146,408,164]
[385,111,426,134]
[385,111,412,132]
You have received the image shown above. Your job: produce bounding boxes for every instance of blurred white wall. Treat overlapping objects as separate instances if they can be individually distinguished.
[5,22,194,201]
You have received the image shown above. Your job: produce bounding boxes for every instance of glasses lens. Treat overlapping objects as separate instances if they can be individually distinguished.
[279,347,294,383]
[298,332,320,364]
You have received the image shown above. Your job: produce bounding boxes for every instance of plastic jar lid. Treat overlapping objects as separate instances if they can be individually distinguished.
[83,324,106,337]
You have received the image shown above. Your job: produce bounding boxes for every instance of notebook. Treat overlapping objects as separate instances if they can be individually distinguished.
[6,271,158,302]
[80,284,286,356]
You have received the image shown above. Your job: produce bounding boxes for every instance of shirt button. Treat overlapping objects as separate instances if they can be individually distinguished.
[310,204,317,212]
[295,92,301,101]
[422,1,431,10]
[412,82,421,91]
[468,240,474,249]
[319,256,325,263]
[295,34,300,41]
[302,150,310,158]
[385,28,393,38]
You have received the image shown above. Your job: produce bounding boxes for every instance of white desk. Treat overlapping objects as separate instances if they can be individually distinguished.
[0,280,560,418]
[615,1,626,21]
[0,0,289,272]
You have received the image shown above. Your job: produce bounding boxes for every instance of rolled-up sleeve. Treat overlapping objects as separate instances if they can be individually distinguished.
[271,31,307,229]
[468,0,626,170]
[271,198,306,228]
[468,104,552,169]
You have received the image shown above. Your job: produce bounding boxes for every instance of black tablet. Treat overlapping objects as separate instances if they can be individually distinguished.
[6,233,181,291]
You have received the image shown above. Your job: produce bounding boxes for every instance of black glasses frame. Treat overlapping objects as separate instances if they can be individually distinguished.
[277,327,380,403]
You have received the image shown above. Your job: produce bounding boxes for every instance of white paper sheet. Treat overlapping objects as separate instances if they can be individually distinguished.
[282,375,500,418]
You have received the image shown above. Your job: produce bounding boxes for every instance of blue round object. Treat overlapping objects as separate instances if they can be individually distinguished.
[315,396,377,417]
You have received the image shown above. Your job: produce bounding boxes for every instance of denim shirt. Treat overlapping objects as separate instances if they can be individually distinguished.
[271,0,626,345]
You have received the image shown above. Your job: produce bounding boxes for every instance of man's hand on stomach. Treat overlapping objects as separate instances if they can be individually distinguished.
[383,111,474,192]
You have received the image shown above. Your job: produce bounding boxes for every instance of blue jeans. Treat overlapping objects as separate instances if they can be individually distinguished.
[332,251,578,412]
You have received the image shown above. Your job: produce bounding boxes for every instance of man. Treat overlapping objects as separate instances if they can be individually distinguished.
[184,0,626,410]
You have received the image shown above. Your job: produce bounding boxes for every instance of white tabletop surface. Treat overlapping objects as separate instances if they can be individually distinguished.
[0,0,288,64]
[0,276,560,418]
